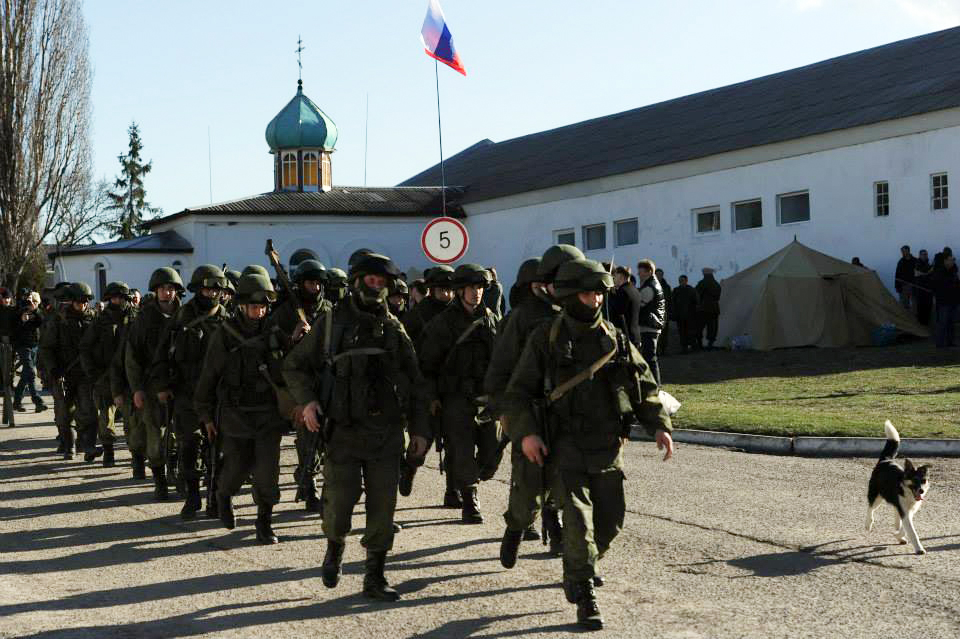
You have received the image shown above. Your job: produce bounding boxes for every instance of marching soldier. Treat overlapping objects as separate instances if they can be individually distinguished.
[283,253,431,601]
[323,268,349,307]
[504,258,674,630]
[485,246,584,564]
[79,281,134,467]
[152,265,229,517]
[266,258,332,513]
[418,264,499,524]
[125,268,183,488]
[397,265,459,507]
[387,278,408,318]
[196,273,289,544]
[39,282,98,460]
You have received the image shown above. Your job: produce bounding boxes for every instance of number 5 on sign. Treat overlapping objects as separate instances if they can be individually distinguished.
[421,217,469,264]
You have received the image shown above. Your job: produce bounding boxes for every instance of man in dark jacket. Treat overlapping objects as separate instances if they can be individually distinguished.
[655,269,672,355]
[931,254,959,348]
[671,275,699,353]
[895,245,916,310]
[635,260,665,385]
[12,292,47,412]
[695,268,722,349]
[914,249,933,326]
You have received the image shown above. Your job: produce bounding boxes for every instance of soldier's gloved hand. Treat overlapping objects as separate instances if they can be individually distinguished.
[157,390,174,404]
[204,420,217,440]
[408,435,429,459]
[429,399,442,417]
[113,395,125,408]
[521,434,549,467]
[133,390,146,410]
[655,429,674,461]
[303,400,322,433]
[292,320,311,342]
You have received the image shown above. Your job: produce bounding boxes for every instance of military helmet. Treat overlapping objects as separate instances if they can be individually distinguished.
[424,264,455,287]
[148,267,184,292]
[240,264,270,279]
[326,267,348,288]
[235,273,277,305]
[390,278,409,296]
[294,259,326,283]
[537,244,585,283]
[515,257,543,287]
[289,248,319,269]
[348,253,401,282]
[223,269,241,295]
[451,263,492,289]
[187,264,228,293]
[553,259,614,299]
[66,282,94,302]
[102,281,131,300]
[347,248,375,270]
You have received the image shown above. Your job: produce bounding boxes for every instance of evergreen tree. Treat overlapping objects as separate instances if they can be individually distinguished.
[106,122,160,239]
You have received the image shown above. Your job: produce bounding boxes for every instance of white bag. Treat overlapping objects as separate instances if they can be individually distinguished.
[658,390,681,416]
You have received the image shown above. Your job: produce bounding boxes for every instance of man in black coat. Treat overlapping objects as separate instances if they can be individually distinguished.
[895,245,916,310]
[671,275,699,353]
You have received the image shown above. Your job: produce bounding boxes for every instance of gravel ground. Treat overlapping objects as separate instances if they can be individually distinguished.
[1,407,959,639]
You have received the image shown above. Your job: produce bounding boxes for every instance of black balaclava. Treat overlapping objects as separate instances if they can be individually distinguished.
[562,295,602,324]
[195,293,217,312]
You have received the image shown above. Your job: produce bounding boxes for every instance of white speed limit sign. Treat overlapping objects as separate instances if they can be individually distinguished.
[421,216,469,264]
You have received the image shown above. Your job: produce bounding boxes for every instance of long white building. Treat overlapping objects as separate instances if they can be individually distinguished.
[55,27,960,299]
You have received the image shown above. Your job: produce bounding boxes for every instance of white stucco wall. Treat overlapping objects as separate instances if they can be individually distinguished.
[53,253,190,296]
[464,112,960,296]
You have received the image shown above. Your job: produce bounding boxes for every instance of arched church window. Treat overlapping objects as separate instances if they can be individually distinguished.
[281,152,298,190]
[303,152,319,191]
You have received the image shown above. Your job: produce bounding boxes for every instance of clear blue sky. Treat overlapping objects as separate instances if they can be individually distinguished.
[83,0,960,219]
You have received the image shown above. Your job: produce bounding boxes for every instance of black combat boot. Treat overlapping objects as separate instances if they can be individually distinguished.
[61,429,74,460]
[461,486,483,524]
[523,525,541,541]
[443,488,463,508]
[130,452,146,479]
[574,581,604,631]
[255,504,279,544]
[499,528,523,569]
[34,399,47,413]
[398,462,417,497]
[13,401,25,412]
[321,540,345,588]
[362,550,400,601]
[151,466,168,501]
[83,432,102,463]
[102,444,115,468]
[180,479,201,520]
[218,494,235,530]
[205,495,219,519]
[593,575,605,587]
[303,481,322,514]
[543,507,563,556]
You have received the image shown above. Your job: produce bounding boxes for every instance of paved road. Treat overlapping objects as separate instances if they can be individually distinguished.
[1,407,959,639]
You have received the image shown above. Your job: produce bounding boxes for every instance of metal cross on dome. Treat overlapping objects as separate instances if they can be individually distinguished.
[296,36,305,82]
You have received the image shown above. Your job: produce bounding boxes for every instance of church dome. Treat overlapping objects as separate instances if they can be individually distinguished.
[265,80,338,152]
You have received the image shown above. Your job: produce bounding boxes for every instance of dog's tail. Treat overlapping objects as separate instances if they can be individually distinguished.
[880,420,900,460]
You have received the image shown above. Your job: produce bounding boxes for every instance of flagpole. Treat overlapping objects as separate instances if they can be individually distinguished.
[434,58,447,216]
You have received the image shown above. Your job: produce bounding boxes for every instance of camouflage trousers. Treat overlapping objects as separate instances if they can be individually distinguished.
[59,376,97,452]
[502,445,564,532]
[560,467,625,583]
[323,451,399,553]
[440,394,500,491]
[128,396,164,468]
[217,426,283,507]
[93,390,119,446]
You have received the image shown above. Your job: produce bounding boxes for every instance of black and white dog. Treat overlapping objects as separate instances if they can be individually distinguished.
[866,421,931,555]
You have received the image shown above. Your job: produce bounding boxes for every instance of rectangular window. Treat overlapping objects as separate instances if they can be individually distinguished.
[582,224,606,251]
[554,228,575,246]
[614,218,638,246]
[932,173,948,210]
[777,191,810,225]
[733,199,763,231]
[694,207,721,234]
[874,181,889,217]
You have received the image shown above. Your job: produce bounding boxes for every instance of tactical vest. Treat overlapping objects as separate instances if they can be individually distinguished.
[637,277,666,331]
[57,311,93,376]
[168,303,224,394]
[217,320,279,410]
[329,306,407,425]
[436,306,496,397]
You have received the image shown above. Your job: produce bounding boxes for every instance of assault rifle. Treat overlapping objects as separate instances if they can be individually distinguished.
[265,239,307,324]
[297,308,338,505]
[0,338,14,427]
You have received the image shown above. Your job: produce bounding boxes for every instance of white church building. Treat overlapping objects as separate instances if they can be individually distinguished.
[55,26,960,299]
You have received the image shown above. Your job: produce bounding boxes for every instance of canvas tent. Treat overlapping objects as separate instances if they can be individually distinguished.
[716,240,929,350]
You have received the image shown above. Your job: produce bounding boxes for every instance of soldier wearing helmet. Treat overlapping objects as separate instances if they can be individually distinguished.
[283,252,431,602]
[123,267,183,484]
[150,264,229,513]
[417,263,499,523]
[196,273,289,545]
[504,257,674,631]
[265,257,333,514]
[487,245,584,564]
[79,281,134,467]
[39,282,97,460]
[387,277,408,318]
[401,265,454,345]
[323,268,348,306]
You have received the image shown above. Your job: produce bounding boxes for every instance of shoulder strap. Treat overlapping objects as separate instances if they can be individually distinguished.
[546,321,617,405]
[220,322,264,353]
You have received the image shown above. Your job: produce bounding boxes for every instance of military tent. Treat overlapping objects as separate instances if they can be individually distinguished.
[716,240,929,350]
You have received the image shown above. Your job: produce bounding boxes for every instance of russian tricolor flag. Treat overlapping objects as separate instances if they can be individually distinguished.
[421,0,466,76]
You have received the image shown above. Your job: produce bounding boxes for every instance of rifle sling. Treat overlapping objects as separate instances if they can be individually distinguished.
[443,308,491,367]
[545,316,617,406]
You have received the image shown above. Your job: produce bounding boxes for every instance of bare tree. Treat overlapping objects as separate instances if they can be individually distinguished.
[0,0,97,291]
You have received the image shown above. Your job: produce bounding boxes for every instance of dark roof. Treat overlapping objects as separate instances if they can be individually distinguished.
[401,27,960,203]
[144,186,464,228]
[49,230,193,258]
